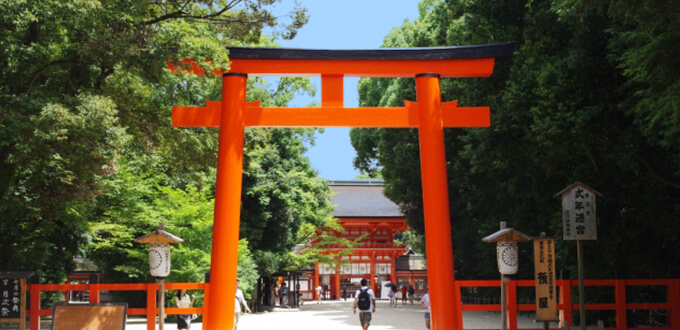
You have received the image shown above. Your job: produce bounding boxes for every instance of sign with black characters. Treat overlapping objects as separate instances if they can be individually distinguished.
[533,237,557,321]
[556,182,601,241]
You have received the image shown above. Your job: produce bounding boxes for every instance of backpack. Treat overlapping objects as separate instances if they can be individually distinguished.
[357,288,371,310]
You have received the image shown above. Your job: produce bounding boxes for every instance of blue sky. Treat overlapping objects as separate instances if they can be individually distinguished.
[269,1,421,180]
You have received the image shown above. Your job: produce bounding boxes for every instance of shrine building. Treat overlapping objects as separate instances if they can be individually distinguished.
[300,179,428,301]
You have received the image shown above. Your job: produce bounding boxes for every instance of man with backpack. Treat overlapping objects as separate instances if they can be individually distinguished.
[353,278,376,330]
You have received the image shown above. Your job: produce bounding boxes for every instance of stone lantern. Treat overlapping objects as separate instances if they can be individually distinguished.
[135,223,183,329]
[483,221,532,330]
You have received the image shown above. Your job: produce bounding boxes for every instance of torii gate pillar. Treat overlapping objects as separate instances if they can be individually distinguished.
[416,73,461,329]
[170,43,516,330]
[204,73,248,328]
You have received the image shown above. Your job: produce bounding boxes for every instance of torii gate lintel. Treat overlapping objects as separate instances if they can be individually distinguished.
[171,43,516,330]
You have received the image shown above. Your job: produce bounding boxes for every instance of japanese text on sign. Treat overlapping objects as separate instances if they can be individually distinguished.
[561,186,597,240]
[0,278,21,319]
[534,238,557,321]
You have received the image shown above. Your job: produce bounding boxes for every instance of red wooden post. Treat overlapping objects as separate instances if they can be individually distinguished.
[559,278,573,328]
[370,254,375,291]
[507,279,518,330]
[335,263,341,299]
[454,280,463,328]
[146,281,157,330]
[390,256,396,288]
[204,72,248,329]
[88,283,100,303]
[614,279,627,330]
[669,278,680,330]
[88,273,100,303]
[29,284,40,330]
[416,73,461,330]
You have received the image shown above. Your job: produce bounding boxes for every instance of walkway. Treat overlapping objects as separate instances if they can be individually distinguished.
[125,300,559,330]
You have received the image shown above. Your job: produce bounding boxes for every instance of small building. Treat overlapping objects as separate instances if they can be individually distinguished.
[300,179,428,300]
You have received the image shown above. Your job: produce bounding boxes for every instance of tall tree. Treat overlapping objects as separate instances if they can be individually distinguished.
[0,0,309,281]
[352,0,680,282]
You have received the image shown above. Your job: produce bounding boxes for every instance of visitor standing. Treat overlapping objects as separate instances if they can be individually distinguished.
[353,279,376,330]
[408,284,415,305]
[235,279,251,330]
[401,284,408,304]
[420,286,431,329]
[280,282,289,307]
[176,289,195,330]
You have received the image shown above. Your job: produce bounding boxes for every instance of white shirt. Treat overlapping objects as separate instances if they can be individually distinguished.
[354,286,376,312]
[235,288,245,313]
[420,293,431,312]
[177,294,192,308]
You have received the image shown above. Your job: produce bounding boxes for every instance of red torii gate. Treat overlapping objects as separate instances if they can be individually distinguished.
[171,43,515,330]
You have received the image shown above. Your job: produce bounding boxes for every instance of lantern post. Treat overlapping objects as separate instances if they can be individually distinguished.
[135,223,184,330]
[483,222,532,330]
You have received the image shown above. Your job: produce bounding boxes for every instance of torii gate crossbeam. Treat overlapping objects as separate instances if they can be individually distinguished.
[171,43,515,330]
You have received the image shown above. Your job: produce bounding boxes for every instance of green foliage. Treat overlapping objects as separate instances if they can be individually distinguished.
[394,230,425,254]
[353,0,680,283]
[0,0,330,289]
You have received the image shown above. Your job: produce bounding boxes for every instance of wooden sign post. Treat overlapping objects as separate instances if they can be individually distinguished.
[533,233,557,329]
[556,182,601,330]
[0,271,33,330]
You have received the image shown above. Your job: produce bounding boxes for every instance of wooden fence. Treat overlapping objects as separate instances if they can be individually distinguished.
[25,278,680,330]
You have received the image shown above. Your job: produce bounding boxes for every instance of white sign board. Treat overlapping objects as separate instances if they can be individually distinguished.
[559,183,598,240]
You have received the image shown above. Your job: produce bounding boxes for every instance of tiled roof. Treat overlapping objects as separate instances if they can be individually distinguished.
[329,180,403,217]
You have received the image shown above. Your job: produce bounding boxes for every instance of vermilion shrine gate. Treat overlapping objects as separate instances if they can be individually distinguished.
[171,43,516,329]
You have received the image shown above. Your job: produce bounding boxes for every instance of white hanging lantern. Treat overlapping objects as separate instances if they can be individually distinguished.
[482,222,531,275]
[496,241,519,275]
[149,244,172,277]
[135,223,183,279]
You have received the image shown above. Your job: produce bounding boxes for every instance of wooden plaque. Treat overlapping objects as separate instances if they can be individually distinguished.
[51,303,127,330]
[533,238,557,321]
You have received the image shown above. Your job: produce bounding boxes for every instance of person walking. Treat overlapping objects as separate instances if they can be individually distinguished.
[401,284,408,305]
[316,284,324,304]
[389,283,398,307]
[420,286,431,329]
[176,289,195,330]
[235,279,252,330]
[408,284,415,305]
[353,279,376,330]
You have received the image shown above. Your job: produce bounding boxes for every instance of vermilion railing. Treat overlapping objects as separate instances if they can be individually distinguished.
[455,279,680,330]
[25,278,680,330]
[27,282,206,330]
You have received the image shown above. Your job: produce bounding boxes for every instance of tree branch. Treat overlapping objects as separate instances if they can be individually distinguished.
[583,146,599,172]
[26,59,77,94]
[636,156,680,189]
[143,0,242,25]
